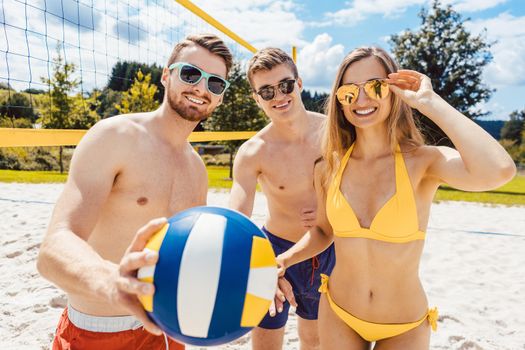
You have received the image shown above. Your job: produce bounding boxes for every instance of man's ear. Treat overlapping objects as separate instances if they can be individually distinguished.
[161,67,170,88]
[252,92,261,108]
[297,77,303,92]
[217,96,223,106]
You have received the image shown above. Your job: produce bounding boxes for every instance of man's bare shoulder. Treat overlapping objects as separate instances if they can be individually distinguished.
[89,113,150,139]
[71,113,154,167]
[306,111,327,133]
[188,143,207,167]
[237,125,271,159]
[306,110,327,121]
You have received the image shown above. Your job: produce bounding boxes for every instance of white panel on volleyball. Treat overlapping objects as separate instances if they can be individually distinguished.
[177,213,226,338]
[246,267,278,300]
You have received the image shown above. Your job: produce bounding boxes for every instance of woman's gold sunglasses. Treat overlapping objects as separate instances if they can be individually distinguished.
[336,79,389,106]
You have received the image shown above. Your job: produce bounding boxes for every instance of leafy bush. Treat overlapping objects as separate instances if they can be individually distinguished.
[0,147,73,171]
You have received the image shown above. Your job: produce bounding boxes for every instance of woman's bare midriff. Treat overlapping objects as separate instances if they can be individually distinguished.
[328,237,429,323]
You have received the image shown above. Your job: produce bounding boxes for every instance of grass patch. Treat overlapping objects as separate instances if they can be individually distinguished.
[0,167,235,187]
[2,169,524,206]
[0,169,68,183]
[207,166,233,189]
[436,175,525,206]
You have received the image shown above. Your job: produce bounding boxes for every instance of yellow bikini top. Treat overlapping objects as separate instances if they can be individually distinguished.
[326,143,425,243]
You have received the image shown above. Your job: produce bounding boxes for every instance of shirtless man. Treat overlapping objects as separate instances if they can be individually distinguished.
[37,34,232,350]
[229,48,335,350]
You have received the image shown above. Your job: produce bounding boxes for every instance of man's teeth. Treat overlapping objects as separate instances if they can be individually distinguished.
[187,96,204,105]
[275,101,289,108]
[355,108,375,115]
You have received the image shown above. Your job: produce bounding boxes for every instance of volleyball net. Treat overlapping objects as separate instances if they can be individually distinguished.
[0,0,258,147]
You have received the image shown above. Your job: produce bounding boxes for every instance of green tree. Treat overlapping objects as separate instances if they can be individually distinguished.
[115,70,159,114]
[39,46,79,130]
[107,61,164,101]
[301,90,329,114]
[500,109,525,144]
[499,108,525,165]
[0,92,38,126]
[39,45,99,172]
[203,63,269,178]
[95,88,122,118]
[69,92,101,129]
[390,0,493,145]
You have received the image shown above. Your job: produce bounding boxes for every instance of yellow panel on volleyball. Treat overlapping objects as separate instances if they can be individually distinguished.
[240,293,272,327]
[240,235,277,327]
[138,223,170,312]
[250,236,276,268]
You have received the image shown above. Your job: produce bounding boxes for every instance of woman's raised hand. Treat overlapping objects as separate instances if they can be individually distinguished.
[387,70,435,111]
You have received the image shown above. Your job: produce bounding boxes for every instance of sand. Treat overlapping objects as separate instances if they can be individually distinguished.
[1,183,524,350]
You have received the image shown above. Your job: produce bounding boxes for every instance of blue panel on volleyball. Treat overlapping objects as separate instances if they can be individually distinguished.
[150,213,196,336]
[206,211,254,342]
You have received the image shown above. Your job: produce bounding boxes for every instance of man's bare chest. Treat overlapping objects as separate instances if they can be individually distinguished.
[110,154,204,215]
[258,147,320,193]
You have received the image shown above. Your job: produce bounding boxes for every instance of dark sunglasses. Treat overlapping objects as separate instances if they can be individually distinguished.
[168,62,230,95]
[336,79,389,106]
[255,79,296,101]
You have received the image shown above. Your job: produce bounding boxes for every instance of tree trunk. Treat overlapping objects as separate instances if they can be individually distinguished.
[59,146,64,173]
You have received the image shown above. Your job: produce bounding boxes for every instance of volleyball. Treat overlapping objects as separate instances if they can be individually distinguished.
[137,206,277,346]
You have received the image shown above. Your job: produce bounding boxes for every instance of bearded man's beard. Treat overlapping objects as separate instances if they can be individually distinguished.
[166,88,213,122]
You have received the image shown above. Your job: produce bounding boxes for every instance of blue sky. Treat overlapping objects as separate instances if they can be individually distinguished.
[190,0,525,120]
[1,0,524,120]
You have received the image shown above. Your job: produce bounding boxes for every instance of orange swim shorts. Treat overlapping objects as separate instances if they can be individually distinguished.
[52,307,184,350]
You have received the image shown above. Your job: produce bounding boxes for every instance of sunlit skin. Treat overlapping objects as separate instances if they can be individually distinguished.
[277,56,516,349]
[229,62,326,350]
[37,43,228,336]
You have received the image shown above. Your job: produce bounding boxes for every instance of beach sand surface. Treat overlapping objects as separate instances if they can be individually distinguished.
[1,183,524,349]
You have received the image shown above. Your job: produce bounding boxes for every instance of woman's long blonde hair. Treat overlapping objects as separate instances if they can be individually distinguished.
[321,47,424,190]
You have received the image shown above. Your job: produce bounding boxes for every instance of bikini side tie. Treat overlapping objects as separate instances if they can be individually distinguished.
[427,307,438,331]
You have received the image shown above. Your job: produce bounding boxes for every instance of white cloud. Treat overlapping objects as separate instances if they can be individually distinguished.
[316,0,507,27]
[475,99,508,120]
[443,0,508,12]
[296,34,345,92]
[466,13,525,86]
[466,12,525,38]
[188,0,306,49]
[315,0,426,27]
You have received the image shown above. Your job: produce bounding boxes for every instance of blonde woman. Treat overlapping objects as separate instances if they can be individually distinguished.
[276,47,516,349]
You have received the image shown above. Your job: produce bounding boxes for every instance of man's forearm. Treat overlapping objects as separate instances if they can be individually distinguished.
[37,229,116,301]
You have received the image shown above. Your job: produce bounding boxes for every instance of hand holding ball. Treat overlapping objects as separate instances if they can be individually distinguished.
[137,206,277,346]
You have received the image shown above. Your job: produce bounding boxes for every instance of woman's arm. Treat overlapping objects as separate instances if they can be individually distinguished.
[277,160,334,271]
[388,70,516,191]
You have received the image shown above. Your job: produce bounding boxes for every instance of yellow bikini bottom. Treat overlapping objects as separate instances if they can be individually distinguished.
[319,274,438,342]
